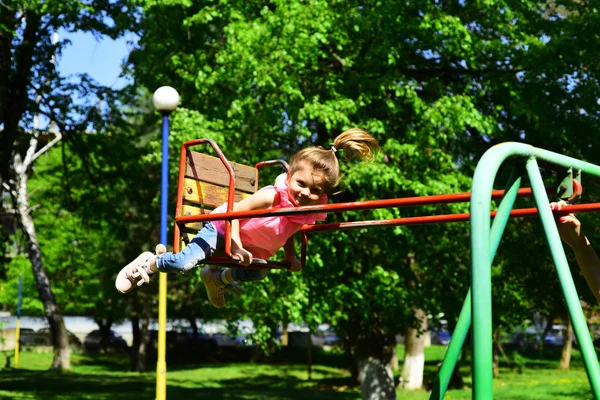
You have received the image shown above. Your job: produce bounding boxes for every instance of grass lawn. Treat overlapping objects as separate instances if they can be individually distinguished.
[0,345,596,399]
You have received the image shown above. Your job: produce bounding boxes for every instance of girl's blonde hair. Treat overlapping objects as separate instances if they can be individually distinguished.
[289,128,379,193]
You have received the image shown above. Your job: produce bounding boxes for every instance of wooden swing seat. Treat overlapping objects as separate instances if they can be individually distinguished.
[174,139,293,270]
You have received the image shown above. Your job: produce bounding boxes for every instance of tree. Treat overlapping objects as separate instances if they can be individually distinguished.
[1,1,136,369]
[128,0,600,396]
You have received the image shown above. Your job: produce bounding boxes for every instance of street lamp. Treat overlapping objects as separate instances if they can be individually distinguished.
[152,86,179,400]
[153,86,180,113]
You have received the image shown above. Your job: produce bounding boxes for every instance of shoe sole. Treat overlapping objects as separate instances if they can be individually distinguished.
[115,251,154,294]
[200,267,225,308]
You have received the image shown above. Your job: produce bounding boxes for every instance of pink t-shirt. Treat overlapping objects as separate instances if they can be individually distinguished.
[212,173,328,259]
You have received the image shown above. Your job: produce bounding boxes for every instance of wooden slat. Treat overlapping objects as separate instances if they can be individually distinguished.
[183,178,253,208]
[185,151,258,193]
[180,204,208,231]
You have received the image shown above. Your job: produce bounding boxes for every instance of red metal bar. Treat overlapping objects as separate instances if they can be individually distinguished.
[173,142,188,254]
[175,139,237,258]
[204,257,291,270]
[175,187,554,225]
[299,203,600,234]
[196,203,600,270]
[301,232,308,267]
[255,159,289,172]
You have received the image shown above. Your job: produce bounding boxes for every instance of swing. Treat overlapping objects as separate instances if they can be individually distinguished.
[173,139,586,272]
[169,138,600,399]
[173,138,301,270]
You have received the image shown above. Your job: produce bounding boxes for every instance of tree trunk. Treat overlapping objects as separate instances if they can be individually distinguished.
[344,336,359,383]
[493,346,500,377]
[559,317,573,370]
[355,329,396,400]
[355,334,397,400]
[187,317,199,339]
[492,330,500,377]
[280,324,289,347]
[400,308,427,390]
[389,335,398,371]
[131,300,151,372]
[138,302,151,372]
[345,309,397,399]
[94,318,113,352]
[131,314,141,370]
[14,155,70,370]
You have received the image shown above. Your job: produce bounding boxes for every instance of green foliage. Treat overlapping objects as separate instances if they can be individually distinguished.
[0,256,44,316]
[1,125,159,321]
[512,351,526,374]
[126,0,600,361]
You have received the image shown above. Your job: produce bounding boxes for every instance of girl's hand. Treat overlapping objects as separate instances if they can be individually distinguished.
[232,244,253,266]
[287,257,303,272]
[550,201,583,249]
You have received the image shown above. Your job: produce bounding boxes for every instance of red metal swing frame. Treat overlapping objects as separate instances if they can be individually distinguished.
[173,139,600,270]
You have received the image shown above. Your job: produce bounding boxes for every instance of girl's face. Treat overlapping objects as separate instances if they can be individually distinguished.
[286,164,326,206]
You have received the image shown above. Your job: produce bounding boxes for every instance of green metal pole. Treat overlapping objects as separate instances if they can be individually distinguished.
[471,142,600,400]
[526,159,600,398]
[489,171,523,257]
[429,289,471,400]
[430,171,523,400]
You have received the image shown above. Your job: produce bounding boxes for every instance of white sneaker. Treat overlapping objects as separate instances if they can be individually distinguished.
[115,252,155,294]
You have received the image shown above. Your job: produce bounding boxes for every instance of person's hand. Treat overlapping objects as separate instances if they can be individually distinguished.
[287,257,303,272]
[232,243,253,266]
[550,201,583,249]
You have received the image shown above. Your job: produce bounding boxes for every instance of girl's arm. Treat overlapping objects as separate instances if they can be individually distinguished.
[557,214,600,303]
[552,202,600,302]
[228,189,278,265]
[283,236,302,272]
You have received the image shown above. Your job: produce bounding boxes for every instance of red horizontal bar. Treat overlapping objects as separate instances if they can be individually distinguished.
[176,187,553,225]
[204,257,291,270]
[299,203,600,233]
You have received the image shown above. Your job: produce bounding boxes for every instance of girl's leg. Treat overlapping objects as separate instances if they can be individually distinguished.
[156,223,218,273]
[201,267,269,308]
[116,224,218,294]
[229,269,268,282]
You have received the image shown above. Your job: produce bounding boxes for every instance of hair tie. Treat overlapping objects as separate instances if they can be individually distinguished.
[330,145,337,153]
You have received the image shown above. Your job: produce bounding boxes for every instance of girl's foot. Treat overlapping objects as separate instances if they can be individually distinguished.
[115,252,155,294]
[200,267,227,308]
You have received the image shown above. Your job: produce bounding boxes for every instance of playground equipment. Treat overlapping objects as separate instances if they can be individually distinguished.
[159,139,600,399]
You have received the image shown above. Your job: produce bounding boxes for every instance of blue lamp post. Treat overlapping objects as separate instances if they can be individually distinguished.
[152,86,179,400]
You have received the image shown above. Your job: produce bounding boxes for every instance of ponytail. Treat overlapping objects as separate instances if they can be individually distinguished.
[331,128,379,162]
[289,128,379,193]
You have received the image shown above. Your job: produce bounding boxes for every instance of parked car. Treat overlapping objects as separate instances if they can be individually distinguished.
[319,328,340,347]
[18,328,39,346]
[83,329,128,352]
[147,328,217,352]
[543,327,565,347]
[432,330,452,346]
[19,327,81,348]
[212,332,251,347]
[37,328,82,348]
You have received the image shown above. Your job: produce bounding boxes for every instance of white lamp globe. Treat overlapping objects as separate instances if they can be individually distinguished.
[153,86,180,112]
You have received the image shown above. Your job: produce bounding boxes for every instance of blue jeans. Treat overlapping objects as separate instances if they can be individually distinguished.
[155,223,267,282]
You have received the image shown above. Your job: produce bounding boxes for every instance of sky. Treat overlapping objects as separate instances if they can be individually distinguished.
[57,30,137,88]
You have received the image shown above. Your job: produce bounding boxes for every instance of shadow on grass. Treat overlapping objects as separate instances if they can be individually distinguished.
[74,352,133,371]
[500,346,600,370]
[0,368,360,400]
[549,386,595,400]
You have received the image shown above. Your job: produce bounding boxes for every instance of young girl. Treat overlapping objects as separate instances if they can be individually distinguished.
[116,128,379,307]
